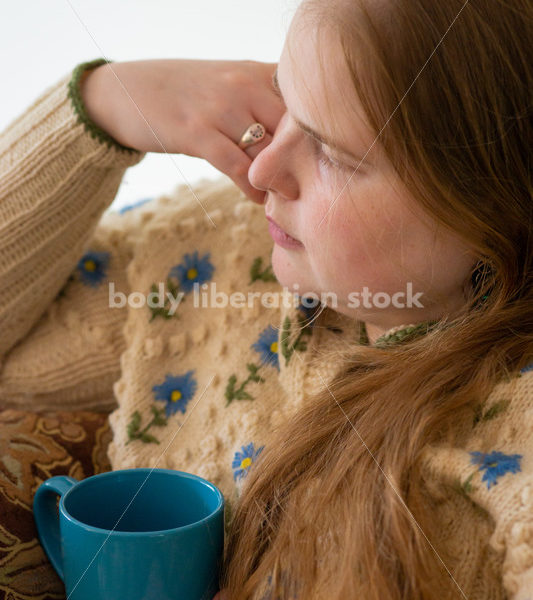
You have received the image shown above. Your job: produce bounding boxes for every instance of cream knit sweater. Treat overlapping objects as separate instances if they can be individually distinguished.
[0,59,532,600]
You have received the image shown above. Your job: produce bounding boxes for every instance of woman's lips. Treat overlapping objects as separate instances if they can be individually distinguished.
[266,216,304,249]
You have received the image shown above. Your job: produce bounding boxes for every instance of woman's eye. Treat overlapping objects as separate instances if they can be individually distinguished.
[322,153,343,169]
[312,140,344,170]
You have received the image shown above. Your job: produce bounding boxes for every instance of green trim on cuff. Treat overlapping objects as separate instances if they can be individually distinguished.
[67,58,140,155]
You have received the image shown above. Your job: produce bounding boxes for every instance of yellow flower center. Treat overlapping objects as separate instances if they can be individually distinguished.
[187,267,198,280]
[170,390,182,402]
[84,259,96,272]
[240,457,252,470]
[270,341,278,354]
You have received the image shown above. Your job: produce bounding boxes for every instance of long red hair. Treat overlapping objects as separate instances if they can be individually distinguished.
[221,1,532,597]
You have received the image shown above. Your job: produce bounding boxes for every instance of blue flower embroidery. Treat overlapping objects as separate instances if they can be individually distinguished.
[169,251,215,293]
[520,362,533,374]
[252,326,280,371]
[232,442,264,481]
[152,371,197,417]
[117,197,153,214]
[76,250,110,287]
[470,450,522,489]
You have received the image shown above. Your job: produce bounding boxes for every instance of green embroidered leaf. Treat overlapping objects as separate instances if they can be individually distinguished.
[148,278,183,322]
[167,277,180,296]
[140,432,160,444]
[454,472,477,498]
[249,257,261,282]
[225,364,265,406]
[126,405,167,445]
[149,307,172,322]
[127,411,141,437]
[150,405,168,426]
[462,472,476,494]
[482,400,510,421]
[246,363,265,383]
[280,313,313,366]
[473,399,510,427]
[225,375,237,406]
[249,257,277,283]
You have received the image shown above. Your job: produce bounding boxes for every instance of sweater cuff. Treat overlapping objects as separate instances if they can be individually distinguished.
[67,58,140,155]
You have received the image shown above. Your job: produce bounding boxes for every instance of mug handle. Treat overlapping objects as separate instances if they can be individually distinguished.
[33,475,78,581]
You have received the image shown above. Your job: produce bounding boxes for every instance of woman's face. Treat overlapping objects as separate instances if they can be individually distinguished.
[248,8,475,337]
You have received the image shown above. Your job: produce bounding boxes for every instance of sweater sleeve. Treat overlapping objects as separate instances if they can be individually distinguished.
[0,58,146,366]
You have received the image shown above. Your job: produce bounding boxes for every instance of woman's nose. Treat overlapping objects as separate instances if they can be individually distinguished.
[248,117,299,201]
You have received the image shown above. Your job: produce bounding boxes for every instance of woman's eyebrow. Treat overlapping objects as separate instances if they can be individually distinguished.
[272,67,365,163]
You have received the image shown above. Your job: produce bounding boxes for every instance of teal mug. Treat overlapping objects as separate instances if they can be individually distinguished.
[33,468,224,600]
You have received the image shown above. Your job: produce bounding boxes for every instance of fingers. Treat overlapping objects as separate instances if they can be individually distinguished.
[203,132,268,205]
[241,131,273,160]
[229,117,273,160]
[251,62,285,134]
[251,99,285,139]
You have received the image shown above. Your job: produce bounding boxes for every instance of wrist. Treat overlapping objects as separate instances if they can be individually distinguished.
[68,59,138,153]
[80,63,115,136]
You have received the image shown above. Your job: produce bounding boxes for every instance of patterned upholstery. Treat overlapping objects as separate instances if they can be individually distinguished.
[0,409,112,600]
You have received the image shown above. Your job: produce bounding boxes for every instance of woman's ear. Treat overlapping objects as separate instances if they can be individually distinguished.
[469,259,495,306]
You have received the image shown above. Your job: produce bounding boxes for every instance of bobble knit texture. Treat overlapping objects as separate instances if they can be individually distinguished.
[0,58,532,599]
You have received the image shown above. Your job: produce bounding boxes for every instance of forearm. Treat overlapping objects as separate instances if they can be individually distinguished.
[0,59,145,363]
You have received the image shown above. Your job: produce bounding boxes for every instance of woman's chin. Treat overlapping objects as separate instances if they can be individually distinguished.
[270,260,300,292]
[271,246,306,289]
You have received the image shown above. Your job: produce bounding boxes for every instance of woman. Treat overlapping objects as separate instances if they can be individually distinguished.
[1,0,531,598]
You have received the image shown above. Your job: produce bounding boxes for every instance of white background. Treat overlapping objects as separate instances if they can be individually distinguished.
[0,0,299,211]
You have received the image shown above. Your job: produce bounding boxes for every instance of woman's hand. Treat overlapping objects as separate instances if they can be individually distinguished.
[212,590,228,600]
[80,59,284,203]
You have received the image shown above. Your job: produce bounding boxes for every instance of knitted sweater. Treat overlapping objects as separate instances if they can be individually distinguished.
[1,58,532,600]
